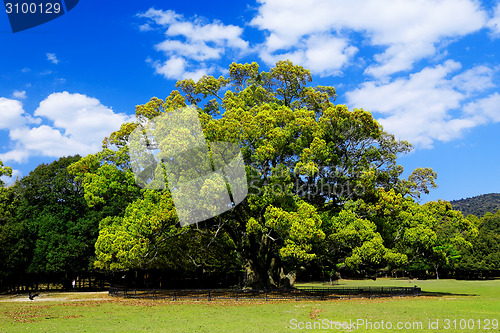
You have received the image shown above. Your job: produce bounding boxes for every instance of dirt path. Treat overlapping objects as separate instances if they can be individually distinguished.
[0,291,110,303]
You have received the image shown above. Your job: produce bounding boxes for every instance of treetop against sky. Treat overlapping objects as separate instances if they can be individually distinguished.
[1,0,499,202]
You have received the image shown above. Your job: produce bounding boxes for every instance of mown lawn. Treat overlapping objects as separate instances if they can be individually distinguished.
[0,279,498,332]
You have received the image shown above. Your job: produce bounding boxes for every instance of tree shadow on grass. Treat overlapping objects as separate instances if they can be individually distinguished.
[420,290,478,297]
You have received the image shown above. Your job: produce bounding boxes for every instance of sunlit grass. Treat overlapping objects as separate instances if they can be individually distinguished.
[0,279,497,332]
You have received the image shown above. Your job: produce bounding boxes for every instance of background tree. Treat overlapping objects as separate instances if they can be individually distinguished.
[0,160,30,287]
[319,208,407,279]
[0,160,13,186]
[349,190,476,278]
[14,156,102,278]
[459,210,500,277]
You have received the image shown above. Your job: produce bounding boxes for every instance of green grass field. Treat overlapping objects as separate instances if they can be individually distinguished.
[0,279,498,332]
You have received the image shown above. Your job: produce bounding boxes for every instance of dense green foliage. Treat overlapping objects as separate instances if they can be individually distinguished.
[459,210,500,276]
[0,156,104,287]
[0,61,498,289]
[451,193,500,217]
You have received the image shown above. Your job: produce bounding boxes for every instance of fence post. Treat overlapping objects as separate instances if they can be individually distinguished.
[208,290,211,301]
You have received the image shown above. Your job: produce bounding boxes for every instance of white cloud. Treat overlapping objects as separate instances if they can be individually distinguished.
[46,53,59,64]
[138,23,153,32]
[137,1,490,80]
[0,98,26,129]
[346,61,498,148]
[251,0,487,78]
[9,125,75,158]
[451,66,496,94]
[259,34,358,77]
[34,92,132,148]
[149,56,208,81]
[133,3,498,151]
[12,90,27,100]
[137,8,181,26]
[0,150,31,164]
[138,8,248,80]
[0,168,21,186]
[155,40,222,61]
[488,2,500,36]
[463,93,500,123]
[0,92,131,163]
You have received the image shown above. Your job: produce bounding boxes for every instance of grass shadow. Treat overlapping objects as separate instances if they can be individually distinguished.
[420,290,478,297]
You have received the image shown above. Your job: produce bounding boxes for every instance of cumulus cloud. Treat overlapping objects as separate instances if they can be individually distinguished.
[46,53,59,64]
[133,2,498,151]
[0,92,131,163]
[451,66,496,94]
[137,1,489,80]
[251,0,487,78]
[0,98,27,129]
[12,90,27,100]
[259,34,358,77]
[148,56,209,81]
[463,93,500,124]
[346,61,499,148]
[138,8,248,80]
[488,2,500,37]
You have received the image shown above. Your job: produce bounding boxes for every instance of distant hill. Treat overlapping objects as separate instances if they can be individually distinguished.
[450,193,500,217]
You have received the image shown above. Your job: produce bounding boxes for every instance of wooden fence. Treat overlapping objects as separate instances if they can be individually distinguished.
[108,286,421,301]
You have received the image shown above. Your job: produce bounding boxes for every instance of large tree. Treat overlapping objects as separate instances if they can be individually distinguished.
[70,61,437,288]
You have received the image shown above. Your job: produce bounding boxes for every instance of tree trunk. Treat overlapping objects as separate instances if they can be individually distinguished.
[242,232,298,289]
[244,259,296,289]
[244,259,266,289]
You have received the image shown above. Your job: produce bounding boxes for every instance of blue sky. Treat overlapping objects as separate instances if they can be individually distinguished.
[1,0,499,203]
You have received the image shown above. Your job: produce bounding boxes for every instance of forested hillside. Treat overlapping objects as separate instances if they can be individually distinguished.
[451,193,500,217]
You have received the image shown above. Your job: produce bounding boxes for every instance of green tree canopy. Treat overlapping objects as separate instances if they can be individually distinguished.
[0,160,13,187]
[70,60,443,288]
[0,160,27,284]
[459,210,500,275]
[14,156,102,276]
